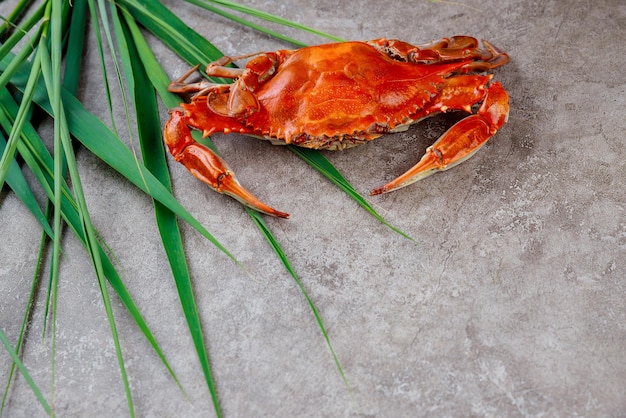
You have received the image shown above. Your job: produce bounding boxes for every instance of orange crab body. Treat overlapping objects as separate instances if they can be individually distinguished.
[164,37,510,218]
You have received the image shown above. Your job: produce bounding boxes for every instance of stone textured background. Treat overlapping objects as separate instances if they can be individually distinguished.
[1,0,625,416]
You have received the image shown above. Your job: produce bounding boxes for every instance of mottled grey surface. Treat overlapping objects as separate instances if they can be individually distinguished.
[1,0,625,416]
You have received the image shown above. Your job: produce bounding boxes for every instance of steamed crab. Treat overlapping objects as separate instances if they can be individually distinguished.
[164,36,509,218]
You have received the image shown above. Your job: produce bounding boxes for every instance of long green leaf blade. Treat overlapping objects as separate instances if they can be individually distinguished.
[0,48,42,197]
[0,329,52,415]
[63,0,88,94]
[120,9,228,410]
[290,147,414,240]
[120,0,223,67]
[197,0,343,42]
[117,5,208,400]
[248,209,353,395]
[0,206,49,416]
[0,132,53,238]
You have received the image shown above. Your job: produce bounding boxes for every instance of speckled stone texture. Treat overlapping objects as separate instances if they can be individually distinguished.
[1,0,625,416]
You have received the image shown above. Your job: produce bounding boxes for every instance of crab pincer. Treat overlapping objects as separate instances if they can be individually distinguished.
[370,81,509,195]
[164,109,289,218]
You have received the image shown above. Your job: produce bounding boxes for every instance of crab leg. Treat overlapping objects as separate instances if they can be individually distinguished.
[370,82,509,196]
[164,110,289,218]
[167,64,233,99]
[368,37,508,67]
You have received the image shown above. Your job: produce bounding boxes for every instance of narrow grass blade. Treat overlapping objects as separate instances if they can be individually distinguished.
[0,0,35,39]
[86,0,123,134]
[43,2,65,409]
[0,2,47,62]
[41,8,136,406]
[247,209,352,394]
[184,1,310,47]
[119,0,223,67]
[0,329,52,415]
[0,208,50,415]
[115,6,196,397]
[289,147,414,240]
[0,89,71,230]
[0,18,45,98]
[0,45,42,194]
[63,0,88,94]
[194,0,343,42]
[41,5,123,412]
[0,132,53,238]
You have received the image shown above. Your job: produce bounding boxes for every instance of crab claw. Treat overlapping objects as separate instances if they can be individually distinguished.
[164,110,289,218]
[370,82,509,196]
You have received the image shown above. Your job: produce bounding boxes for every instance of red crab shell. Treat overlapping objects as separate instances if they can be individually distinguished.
[165,37,510,218]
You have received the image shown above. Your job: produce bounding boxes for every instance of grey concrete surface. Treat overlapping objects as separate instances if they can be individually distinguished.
[1,0,625,416]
